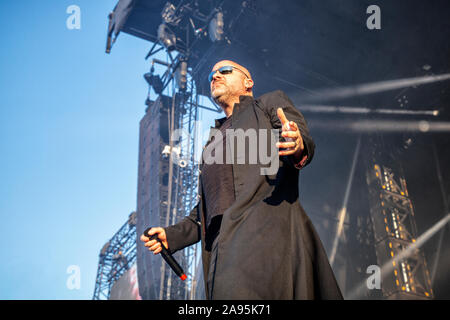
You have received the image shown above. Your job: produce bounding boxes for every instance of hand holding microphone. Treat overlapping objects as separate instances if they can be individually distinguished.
[140,227,187,281]
[141,227,169,254]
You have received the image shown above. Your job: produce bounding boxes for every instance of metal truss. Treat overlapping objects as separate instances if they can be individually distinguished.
[143,48,204,300]
[367,164,434,299]
[93,212,137,300]
[177,76,202,299]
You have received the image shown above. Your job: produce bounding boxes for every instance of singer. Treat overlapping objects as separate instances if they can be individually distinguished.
[140,60,343,300]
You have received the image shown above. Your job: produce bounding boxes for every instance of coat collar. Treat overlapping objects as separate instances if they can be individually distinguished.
[213,95,254,128]
[214,116,228,128]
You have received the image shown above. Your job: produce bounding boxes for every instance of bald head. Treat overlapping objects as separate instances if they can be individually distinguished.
[211,60,253,80]
[210,60,254,114]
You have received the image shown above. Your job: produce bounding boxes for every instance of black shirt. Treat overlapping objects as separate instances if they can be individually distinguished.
[201,115,235,246]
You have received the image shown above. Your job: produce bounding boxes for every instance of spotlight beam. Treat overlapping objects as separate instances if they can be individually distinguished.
[297,73,450,102]
[430,141,450,286]
[329,136,361,267]
[307,119,450,133]
[299,105,440,117]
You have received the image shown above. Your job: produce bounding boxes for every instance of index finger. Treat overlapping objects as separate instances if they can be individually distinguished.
[277,108,289,128]
[147,227,164,236]
[145,227,167,243]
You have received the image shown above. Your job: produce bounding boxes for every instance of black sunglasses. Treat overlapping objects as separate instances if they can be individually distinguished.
[208,65,250,82]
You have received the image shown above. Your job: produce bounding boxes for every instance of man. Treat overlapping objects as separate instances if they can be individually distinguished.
[140,60,343,300]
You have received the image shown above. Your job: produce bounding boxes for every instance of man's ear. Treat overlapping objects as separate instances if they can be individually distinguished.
[244,78,254,91]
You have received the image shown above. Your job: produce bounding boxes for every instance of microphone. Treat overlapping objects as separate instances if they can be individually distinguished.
[142,227,187,281]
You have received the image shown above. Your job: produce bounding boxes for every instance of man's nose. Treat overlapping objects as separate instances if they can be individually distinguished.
[211,70,222,81]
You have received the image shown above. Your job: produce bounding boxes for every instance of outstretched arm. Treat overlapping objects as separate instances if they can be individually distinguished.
[258,90,315,169]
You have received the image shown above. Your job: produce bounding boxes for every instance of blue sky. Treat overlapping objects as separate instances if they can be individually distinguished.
[0,0,218,299]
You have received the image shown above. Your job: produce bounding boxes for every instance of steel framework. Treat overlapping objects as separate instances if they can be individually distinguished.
[93,212,138,300]
[134,43,220,299]
[365,134,434,299]
[143,49,216,299]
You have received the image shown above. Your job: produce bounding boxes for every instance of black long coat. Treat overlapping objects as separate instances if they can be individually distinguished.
[165,90,343,299]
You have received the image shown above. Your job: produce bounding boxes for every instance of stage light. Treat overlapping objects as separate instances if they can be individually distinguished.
[418,120,430,132]
[209,11,224,42]
[161,2,181,26]
[158,23,176,51]
[162,145,171,158]
[161,145,187,168]
[179,159,187,168]
[176,60,188,91]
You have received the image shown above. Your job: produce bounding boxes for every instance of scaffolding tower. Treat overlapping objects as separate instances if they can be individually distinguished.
[365,136,434,299]
[311,133,435,299]
[93,212,138,300]
[136,52,205,299]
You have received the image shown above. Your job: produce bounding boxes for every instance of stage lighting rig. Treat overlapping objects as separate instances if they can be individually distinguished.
[175,59,188,91]
[157,23,177,52]
[146,1,234,59]
[208,10,224,42]
[161,2,182,26]
[162,145,187,168]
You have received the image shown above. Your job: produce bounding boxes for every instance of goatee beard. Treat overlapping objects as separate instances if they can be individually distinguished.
[211,87,229,104]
